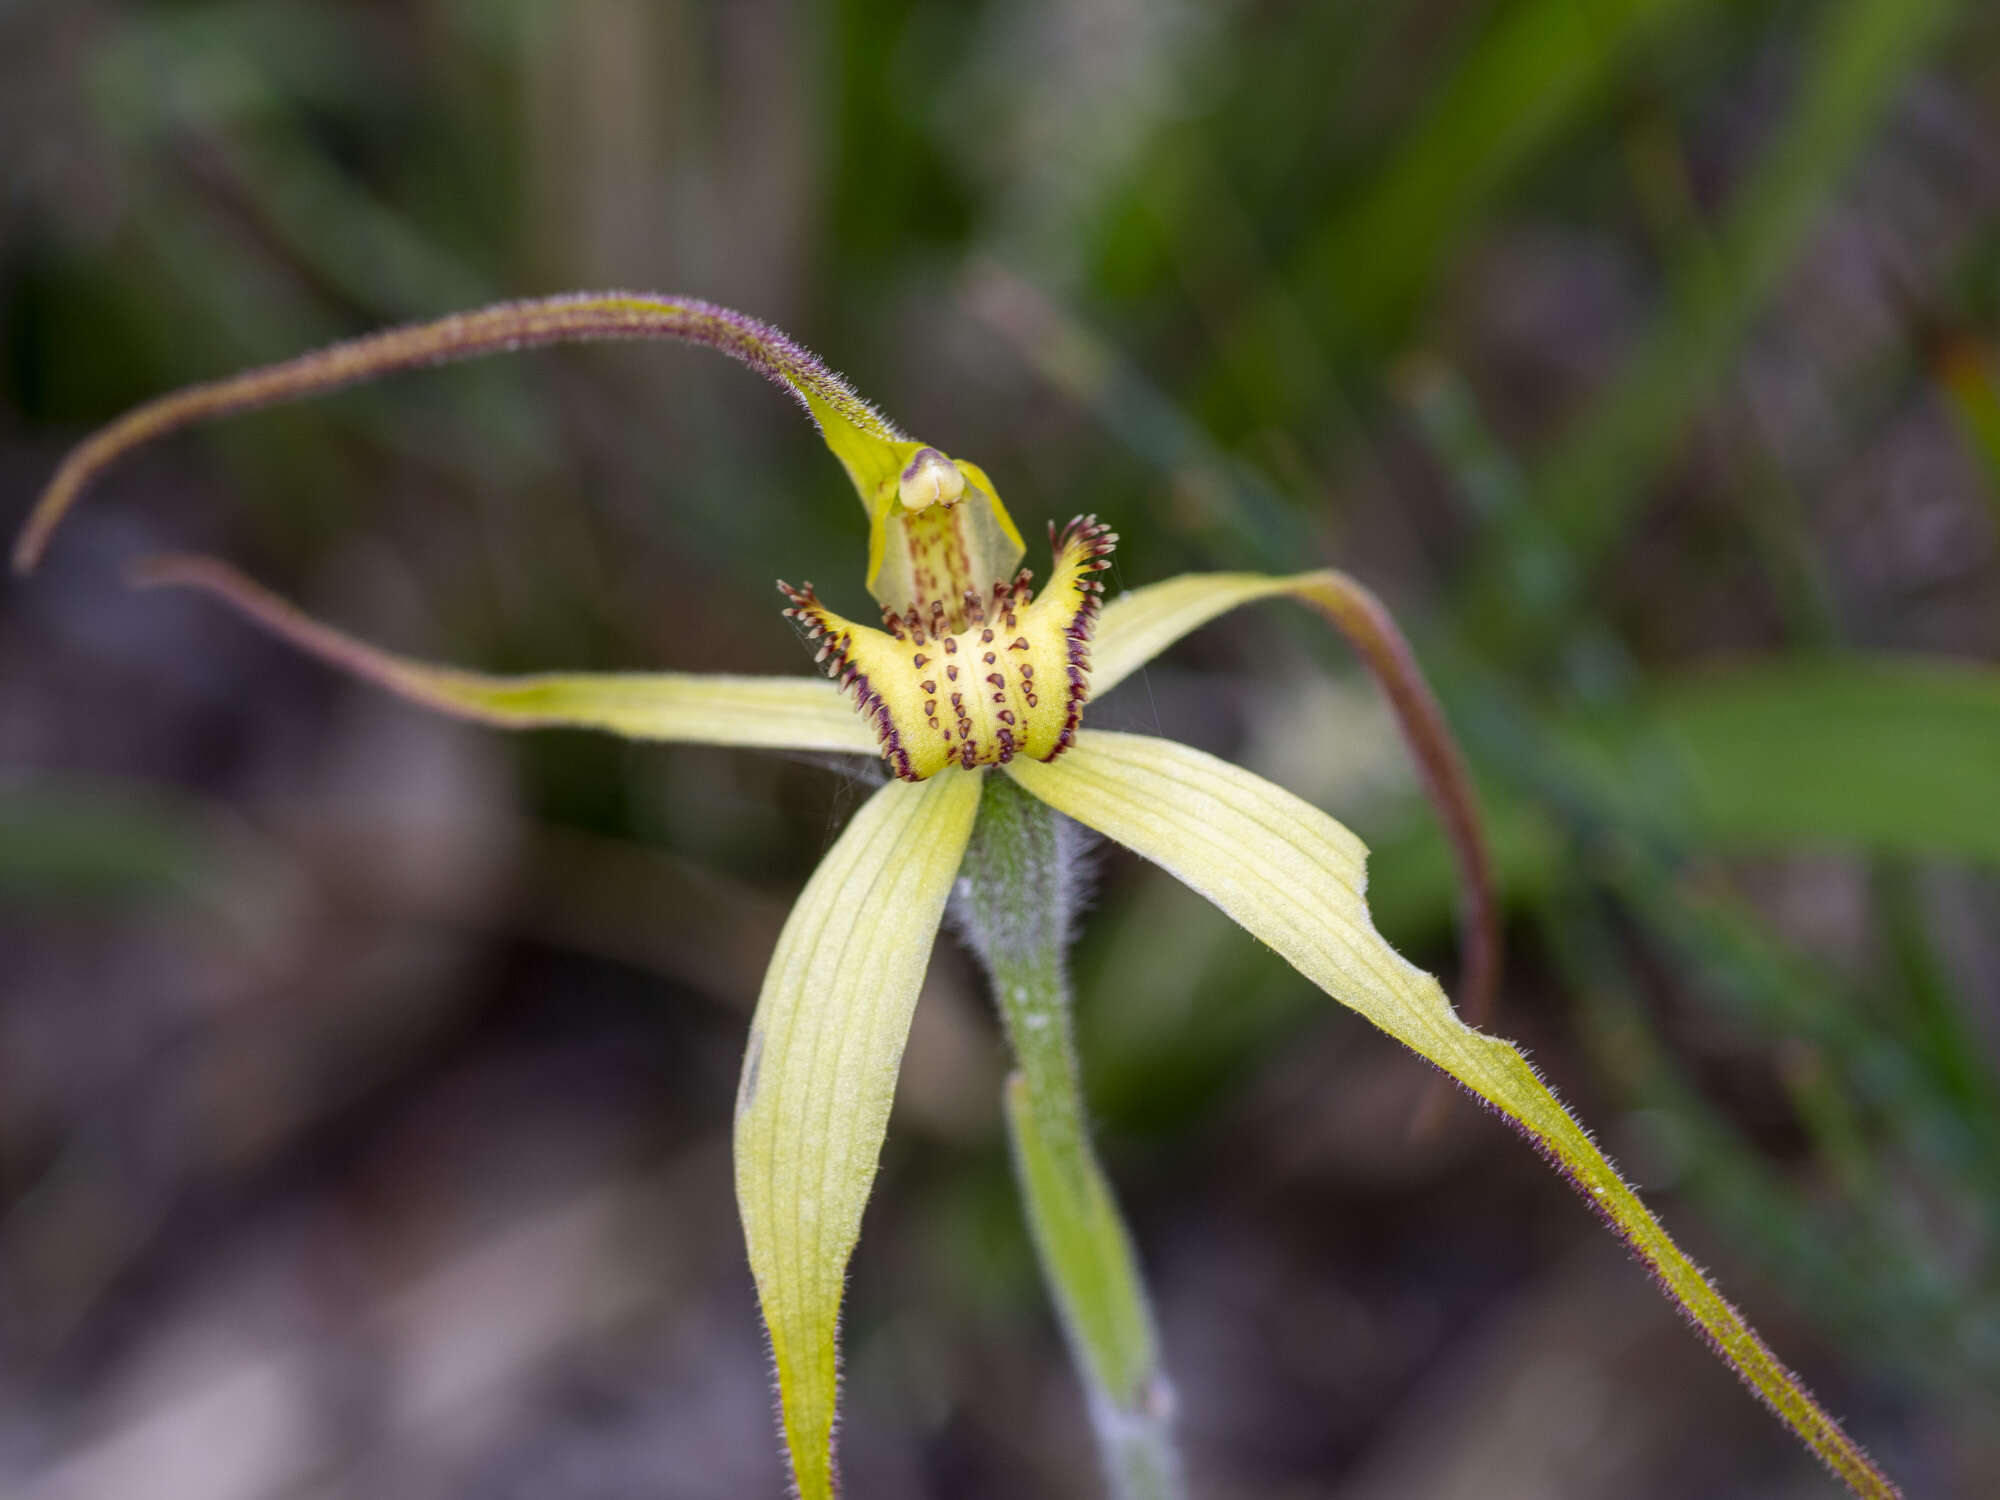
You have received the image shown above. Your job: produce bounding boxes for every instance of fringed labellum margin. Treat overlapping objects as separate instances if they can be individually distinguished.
[782,451,1115,779]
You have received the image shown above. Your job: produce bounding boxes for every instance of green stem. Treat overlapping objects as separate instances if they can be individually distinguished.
[959,772,1183,1500]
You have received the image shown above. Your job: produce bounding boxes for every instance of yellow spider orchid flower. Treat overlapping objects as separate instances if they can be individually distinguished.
[14,293,1898,1500]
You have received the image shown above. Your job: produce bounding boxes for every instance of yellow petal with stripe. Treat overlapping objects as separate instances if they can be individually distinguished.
[132,554,877,753]
[734,769,982,1499]
[1094,569,1351,697]
[1091,568,1499,1028]
[1006,731,1900,1500]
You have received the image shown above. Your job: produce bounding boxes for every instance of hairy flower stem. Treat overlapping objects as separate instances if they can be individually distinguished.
[959,772,1183,1500]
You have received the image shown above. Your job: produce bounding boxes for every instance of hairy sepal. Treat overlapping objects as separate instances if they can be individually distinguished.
[126,554,880,753]
[1006,731,1902,1500]
[1091,567,1500,1036]
[734,770,982,1500]
[16,293,916,573]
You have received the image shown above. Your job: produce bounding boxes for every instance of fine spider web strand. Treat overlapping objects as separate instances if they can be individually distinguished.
[1102,552,1172,750]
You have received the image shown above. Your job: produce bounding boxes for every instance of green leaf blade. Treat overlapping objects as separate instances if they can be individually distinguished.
[1575,655,2000,862]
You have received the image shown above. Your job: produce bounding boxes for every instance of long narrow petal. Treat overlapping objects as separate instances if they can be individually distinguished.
[1006,731,1902,1500]
[1093,569,1499,1027]
[14,292,911,573]
[132,554,877,753]
[734,769,983,1499]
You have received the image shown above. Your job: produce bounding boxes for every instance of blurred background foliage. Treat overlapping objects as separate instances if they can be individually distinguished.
[4,0,2000,1495]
